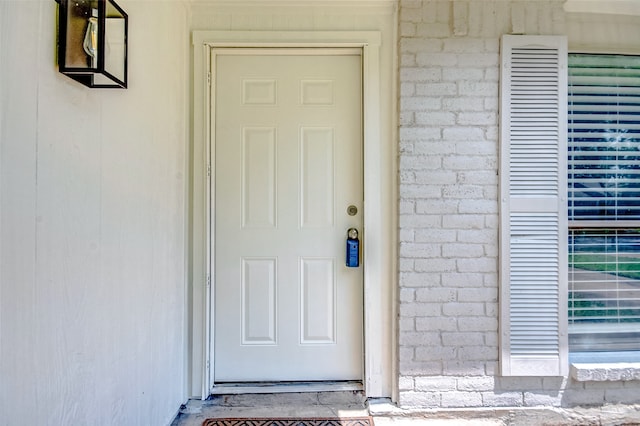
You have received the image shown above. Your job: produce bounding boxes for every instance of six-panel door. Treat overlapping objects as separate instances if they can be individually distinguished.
[213,50,364,382]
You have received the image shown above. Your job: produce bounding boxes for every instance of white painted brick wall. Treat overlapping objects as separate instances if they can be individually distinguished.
[396,0,640,411]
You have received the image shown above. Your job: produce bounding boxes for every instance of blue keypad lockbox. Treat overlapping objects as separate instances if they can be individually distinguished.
[346,228,359,268]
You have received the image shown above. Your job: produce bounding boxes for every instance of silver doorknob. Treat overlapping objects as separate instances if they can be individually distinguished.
[348,228,358,240]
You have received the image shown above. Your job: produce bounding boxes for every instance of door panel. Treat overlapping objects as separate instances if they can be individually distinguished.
[213,51,363,382]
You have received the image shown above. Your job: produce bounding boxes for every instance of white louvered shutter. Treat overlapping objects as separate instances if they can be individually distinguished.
[499,35,569,376]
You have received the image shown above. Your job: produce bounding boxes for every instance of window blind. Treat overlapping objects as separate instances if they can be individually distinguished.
[568,54,640,352]
[569,229,640,350]
[568,54,640,221]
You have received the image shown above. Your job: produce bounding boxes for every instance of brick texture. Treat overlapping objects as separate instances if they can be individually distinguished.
[394,0,640,410]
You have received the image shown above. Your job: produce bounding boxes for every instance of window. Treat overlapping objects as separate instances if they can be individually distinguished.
[500,37,640,376]
[568,53,640,352]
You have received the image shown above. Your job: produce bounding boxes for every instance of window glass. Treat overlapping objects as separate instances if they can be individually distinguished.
[568,53,640,351]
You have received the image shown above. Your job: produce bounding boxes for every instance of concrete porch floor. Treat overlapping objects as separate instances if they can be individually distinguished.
[169,391,503,426]
[170,391,640,426]
[172,391,369,425]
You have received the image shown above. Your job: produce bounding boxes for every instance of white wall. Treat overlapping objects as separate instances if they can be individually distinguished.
[0,1,189,424]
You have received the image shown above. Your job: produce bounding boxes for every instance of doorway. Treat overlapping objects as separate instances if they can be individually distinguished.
[192,30,394,399]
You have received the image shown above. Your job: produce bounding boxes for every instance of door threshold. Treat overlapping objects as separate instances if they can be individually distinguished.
[210,380,363,395]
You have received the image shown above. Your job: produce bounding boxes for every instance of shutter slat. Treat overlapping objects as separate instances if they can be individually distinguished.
[500,35,568,377]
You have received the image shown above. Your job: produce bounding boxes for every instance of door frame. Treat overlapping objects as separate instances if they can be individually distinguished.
[191,30,396,400]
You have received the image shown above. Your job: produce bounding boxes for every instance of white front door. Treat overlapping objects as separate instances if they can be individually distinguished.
[212,49,364,382]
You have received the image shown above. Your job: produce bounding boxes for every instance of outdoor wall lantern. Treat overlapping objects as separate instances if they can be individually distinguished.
[56,0,128,88]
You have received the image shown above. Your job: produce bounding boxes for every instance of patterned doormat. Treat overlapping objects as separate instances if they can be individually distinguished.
[202,418,374,426]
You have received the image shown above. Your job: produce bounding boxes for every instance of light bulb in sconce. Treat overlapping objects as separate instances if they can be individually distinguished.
[83,8,98,68]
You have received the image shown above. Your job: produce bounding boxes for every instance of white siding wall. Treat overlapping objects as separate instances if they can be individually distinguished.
[0,1,189,424]
[398,0,640,409]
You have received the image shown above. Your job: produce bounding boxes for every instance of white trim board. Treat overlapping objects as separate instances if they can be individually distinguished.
[191,30,396,401]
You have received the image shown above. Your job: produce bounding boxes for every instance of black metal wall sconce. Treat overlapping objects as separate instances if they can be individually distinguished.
[56,0,128,88]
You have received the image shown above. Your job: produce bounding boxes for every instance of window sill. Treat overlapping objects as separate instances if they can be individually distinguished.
[571,363,640,382]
